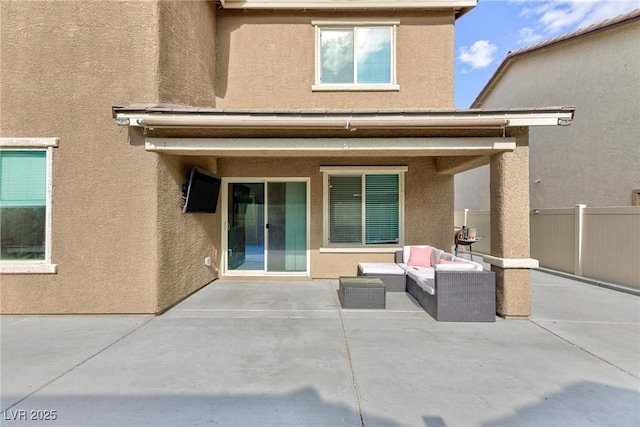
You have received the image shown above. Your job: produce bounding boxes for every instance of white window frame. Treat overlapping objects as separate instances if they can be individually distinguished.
[320,166,406,252]
[0,138,58,274]
[312,20,400,92]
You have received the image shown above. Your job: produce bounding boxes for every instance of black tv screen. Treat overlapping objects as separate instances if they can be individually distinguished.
[182,167,221,214]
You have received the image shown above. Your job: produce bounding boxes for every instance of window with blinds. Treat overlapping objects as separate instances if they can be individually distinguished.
[0,150,47,260]
[365,174,399,244]
[328,173,400,246]
[314,23,397,90]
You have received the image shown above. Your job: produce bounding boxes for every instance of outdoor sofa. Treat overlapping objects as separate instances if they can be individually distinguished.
[358,245,496,322]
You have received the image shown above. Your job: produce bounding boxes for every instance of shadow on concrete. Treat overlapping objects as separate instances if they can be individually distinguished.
[423,415,448,427]
[482,381,640,427]
[1,387,402,427]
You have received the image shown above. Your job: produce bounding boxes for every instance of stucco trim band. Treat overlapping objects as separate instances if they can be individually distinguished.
[482,255,539,269]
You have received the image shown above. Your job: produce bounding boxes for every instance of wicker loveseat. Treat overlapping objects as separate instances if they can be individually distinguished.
[358,245,496,322]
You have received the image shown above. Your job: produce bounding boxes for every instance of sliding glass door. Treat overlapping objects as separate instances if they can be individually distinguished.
[226,179,308,275]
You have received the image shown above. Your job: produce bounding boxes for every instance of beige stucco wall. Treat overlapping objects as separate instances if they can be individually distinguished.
[218,156,453,278]
[156,154,220,313]
[215,10,455,109]
[0,0,160,313]
[1,0,220,314]
[158,0,217,107]
[1,1,464,313]
[153,1,220,312]
[456,21,640,210]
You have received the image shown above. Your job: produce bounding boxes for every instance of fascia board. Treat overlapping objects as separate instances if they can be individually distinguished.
[219,0,477,10]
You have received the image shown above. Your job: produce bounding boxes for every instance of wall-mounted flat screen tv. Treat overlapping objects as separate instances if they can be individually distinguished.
[182,167,221,214]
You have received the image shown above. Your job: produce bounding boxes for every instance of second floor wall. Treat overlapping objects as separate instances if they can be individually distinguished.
[215,9,456,110]
[1,2,458,117]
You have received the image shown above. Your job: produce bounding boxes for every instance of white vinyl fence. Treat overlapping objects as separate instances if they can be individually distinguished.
[455,206,640,290]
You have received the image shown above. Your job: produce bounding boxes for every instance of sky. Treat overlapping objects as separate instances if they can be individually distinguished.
[454,0,640,108]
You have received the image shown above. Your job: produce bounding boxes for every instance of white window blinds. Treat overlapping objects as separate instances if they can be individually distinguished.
[328,173,400,245]
[0,151,46,208]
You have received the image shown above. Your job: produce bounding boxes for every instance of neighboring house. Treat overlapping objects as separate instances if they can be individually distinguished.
[456,10,640,211]
[1,0,573,318]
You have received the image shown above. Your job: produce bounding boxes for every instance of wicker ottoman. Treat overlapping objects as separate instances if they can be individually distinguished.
[338,276,386,309]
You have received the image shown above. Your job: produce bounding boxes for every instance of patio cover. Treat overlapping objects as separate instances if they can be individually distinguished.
[112,106,575,167]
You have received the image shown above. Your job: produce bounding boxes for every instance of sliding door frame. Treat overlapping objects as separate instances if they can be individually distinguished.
[221,177,310,277]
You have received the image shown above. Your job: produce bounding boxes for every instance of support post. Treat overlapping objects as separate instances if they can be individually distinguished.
[489,130,532,318]
[574,204,586,276]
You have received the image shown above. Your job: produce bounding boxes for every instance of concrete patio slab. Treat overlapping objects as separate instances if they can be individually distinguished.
[0,316,152,411]
[1,272,639,427]
[530,270,640,378]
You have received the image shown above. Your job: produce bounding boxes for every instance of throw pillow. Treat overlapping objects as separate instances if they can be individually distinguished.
[407,246,432,267]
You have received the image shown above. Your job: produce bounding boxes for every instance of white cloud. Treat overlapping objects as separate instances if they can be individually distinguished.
[518,27,545,45]
[517,0,640,35]
[457,40,498,70]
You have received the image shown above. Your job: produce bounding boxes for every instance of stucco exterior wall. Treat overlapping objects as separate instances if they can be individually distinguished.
[456,21,640,210]
[156,154,220,313]
[158,0,217,107]
[215,10,455,109]
[1,1,463,313]
[153,1,220,312]
[218,156,453,278]
[0,0,160,313]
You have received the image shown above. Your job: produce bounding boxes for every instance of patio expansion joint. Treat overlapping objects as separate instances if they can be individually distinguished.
[530,319,640,380]
[0,316,156,415]
[333,290,366,427]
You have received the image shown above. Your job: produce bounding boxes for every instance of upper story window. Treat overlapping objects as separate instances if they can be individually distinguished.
[0,138,58,274]
[313,21,399,91]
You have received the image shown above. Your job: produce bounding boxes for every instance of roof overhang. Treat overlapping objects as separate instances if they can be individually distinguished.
[112,106,575,163]
[217,0,476,18]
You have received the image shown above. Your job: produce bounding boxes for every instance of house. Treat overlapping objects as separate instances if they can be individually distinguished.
[456,9,640,211]
[0,0,574,318]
